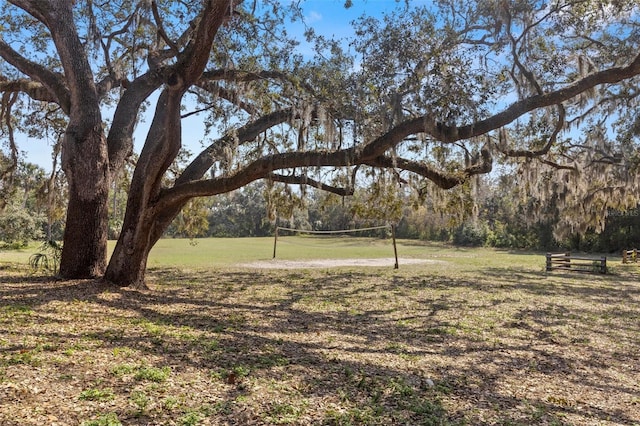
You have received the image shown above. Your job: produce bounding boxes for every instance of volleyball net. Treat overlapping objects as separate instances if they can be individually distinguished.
[272,224,399,268]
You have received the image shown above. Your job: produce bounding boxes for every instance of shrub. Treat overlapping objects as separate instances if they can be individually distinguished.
[0,204,44,248]
[29,240,63,274]
[452,223,487,246]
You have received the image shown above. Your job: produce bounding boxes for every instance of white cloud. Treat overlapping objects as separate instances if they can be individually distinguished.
[306,10,322,23]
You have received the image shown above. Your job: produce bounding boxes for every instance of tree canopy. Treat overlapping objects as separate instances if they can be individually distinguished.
[1,0,639,286]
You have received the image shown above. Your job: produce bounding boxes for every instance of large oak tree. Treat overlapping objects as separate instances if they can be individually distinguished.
[1,0,639,287]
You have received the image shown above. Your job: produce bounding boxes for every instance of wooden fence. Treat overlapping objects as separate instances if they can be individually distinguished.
[546,252,607,274]
[622,249,637,264]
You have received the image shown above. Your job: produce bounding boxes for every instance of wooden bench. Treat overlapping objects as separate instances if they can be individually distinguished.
[622,249,637,264]
[546,252,607,274]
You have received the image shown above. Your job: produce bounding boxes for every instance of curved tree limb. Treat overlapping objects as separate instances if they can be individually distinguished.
[106,71,165,176]
[158,140,492,210]
[0,40,70,112]
[106,0,270,285]
[124,0,241,206]
[157,51,640,208]
[364,149,492,190]
[177,107,294,184]
[0,78,60,103]
[158,147,358,207]
[269,173,354,196]
[497,104,566,158]
[364,50,640,157]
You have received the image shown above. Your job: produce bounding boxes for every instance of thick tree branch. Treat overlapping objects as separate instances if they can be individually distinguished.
[159,140,493,208]
[363,156,462,189]
[115,1,243,253]
[172,0,236,88]
[20,1,104,150]
[106,71,165,175]
[158,147,357,208]
[0,79,59,103]
[363,51,640,158]
[364,150,492,190]
[153,49,640,212]
[497,104,566,158]
[159,51,640,204]
[177,108,293,184]
[269,173,353,196]
[0,41,70,112]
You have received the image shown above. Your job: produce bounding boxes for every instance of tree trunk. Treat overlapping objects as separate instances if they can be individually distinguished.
[104,0,235,287]
[14,0,114,279]
[105,90,184,287]
[59,186,109,277]
[59,126,110,278]
[104,214,154,288]
[104,109,296,286]
[104,200,185,288]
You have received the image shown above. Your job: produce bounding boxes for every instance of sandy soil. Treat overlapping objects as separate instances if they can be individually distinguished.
[239,257,444,269]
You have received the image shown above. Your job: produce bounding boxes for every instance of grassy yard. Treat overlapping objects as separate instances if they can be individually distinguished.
[0,238,638,425]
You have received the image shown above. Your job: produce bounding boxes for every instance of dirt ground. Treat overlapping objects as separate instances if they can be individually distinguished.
[1,261,639,425]
[239,257,439,269]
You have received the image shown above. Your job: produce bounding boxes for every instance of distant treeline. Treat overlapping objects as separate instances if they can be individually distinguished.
[164,182,639,254]
[2,165,637,254]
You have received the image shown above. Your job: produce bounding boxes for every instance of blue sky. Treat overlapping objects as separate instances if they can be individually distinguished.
[299,0,406,37]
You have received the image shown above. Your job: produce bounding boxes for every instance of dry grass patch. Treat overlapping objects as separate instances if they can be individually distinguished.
[0,258,639,425]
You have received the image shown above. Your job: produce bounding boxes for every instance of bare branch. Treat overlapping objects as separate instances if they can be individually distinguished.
[497,104,566,158]
[97,2,145,87]
[150,0,180,54]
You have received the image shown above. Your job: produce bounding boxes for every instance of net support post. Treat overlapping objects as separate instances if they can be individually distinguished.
[391,224,399,269]
[273,226,279,259]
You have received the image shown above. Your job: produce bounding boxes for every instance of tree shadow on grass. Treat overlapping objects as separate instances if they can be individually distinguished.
[1,266,638,425]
